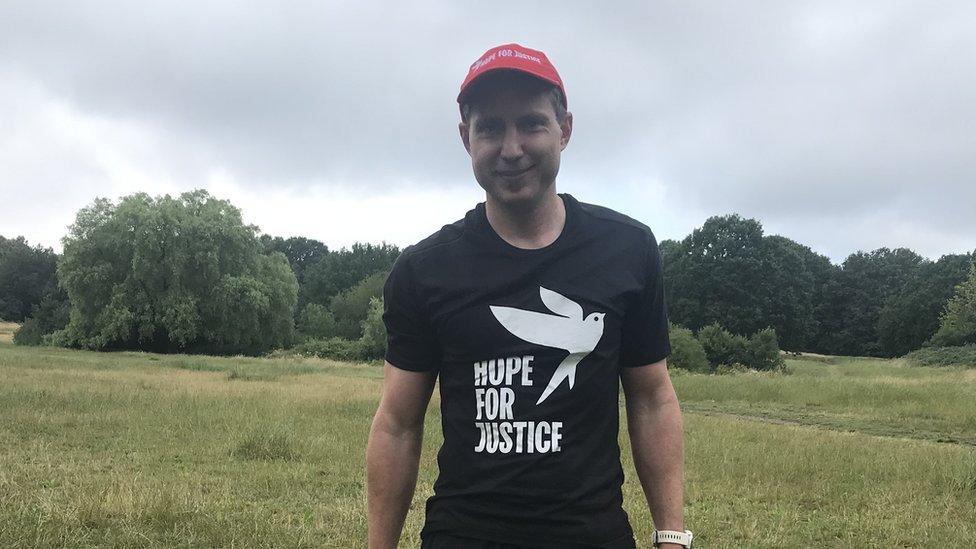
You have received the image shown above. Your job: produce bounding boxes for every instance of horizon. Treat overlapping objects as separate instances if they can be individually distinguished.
[5,185,974,266]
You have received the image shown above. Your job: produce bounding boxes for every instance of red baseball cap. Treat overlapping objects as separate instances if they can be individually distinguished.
[457,43,567,109]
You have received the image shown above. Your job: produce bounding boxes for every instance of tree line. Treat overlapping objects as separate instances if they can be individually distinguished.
[2,191,974,360]
[660,214,975,358]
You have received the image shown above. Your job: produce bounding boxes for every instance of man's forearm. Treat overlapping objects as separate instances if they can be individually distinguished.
[366,414,424,549]
[628,392,685,537]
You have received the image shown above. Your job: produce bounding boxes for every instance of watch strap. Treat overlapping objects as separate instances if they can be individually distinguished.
[652,529,694,547]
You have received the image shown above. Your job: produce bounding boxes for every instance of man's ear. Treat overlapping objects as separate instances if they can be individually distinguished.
[559,111,573,151]
[459,122,471,154]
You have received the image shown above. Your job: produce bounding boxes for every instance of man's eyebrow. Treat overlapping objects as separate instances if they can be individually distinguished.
[474,116,502,127]
[518,112,550,123]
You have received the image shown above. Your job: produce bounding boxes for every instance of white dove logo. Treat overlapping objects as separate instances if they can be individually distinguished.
[490,287,606,405]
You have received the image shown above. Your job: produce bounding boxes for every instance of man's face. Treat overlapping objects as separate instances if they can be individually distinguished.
[459,84,573,210]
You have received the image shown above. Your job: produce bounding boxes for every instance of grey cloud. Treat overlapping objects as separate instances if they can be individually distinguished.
[0,0,974,260]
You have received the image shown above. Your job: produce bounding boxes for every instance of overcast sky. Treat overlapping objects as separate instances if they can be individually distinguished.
[1,1,974,263]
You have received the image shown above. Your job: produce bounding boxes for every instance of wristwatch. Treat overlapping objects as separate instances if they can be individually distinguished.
[651,529,693,548]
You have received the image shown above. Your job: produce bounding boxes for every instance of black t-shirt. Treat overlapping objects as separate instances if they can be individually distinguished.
[383,193,671,548]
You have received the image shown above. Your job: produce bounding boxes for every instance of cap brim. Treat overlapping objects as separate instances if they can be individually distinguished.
[457,67,565,107]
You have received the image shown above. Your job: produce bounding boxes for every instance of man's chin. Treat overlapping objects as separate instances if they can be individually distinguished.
[485,177,554,204]
[487,185,548,211]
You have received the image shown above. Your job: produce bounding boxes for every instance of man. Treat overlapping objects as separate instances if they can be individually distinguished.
[366,43,691,549]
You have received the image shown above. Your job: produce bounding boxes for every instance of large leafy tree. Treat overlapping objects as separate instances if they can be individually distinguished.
[663,214,767,336]
[58,190,298,355]
[0,236,59,322]
[929,261,976,347]
[877,253,974,356]
[757,236,823,351]
[260,235,329,288]
[662,214,829,350]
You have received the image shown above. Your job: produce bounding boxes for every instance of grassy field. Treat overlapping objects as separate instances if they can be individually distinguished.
[1,340,974,548]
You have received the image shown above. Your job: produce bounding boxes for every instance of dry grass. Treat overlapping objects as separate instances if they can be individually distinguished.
[0,321,18,343]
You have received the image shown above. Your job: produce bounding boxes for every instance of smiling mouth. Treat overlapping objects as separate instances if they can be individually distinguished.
[496,165,534,177]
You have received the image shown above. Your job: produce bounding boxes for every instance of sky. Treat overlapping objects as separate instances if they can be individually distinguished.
[1,1,974,263]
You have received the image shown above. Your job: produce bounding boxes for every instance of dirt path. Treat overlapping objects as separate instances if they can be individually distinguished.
[683,405,976,448]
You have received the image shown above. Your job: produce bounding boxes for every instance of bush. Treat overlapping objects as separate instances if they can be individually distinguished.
[694,323,785,372]
[284,297,386,363]
[666,323,710,373]
[697,323,747,370]
[12,289,69,346]
[747,327,787,371]
[292,337,365,362]
[904,345,976,368]
[12,318,46,346]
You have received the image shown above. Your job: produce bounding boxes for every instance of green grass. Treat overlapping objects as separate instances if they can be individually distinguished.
[232,427,303,461]
[673,356,976,445]
[0,342,974,547]
[906,344,976,368]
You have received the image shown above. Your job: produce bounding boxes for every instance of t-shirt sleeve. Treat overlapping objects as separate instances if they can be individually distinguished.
[382,251,441,372]
[619,230,671,367]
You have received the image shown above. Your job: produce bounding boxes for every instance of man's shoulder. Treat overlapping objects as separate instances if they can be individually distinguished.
[398,210,474,262]
[572,196,659,244]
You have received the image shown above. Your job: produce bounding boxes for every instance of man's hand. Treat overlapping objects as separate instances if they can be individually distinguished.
[620,358,685,541]
[366,362,437,549]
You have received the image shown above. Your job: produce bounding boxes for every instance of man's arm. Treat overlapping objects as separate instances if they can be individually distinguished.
[620,358,685,548]
[366,361,437,549]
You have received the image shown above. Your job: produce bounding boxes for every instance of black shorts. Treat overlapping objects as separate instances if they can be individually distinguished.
[420,532,637,549]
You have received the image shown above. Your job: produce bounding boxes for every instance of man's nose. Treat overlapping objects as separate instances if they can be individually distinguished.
[499,126,523,162]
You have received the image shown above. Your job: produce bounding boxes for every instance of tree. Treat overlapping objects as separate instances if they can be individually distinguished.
[812,248,924,356]
[359,297,387,360]
[297,303,337,339]
[662,214,828,351]
[0,236,59,322]
[301,242,399,307]
[811,270,857,355]
[877,253,974,356]
[260,235,329,295]
[746,327,786,371]
[663,214,766,335]
[329,271,388,340]
[697,323,746,370]
[12,288,69,345]
[757,236,819,351]
[929,261,976,347]
[57,190,298,355]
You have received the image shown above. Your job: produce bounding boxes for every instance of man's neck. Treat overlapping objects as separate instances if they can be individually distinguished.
[484,191,566,250]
